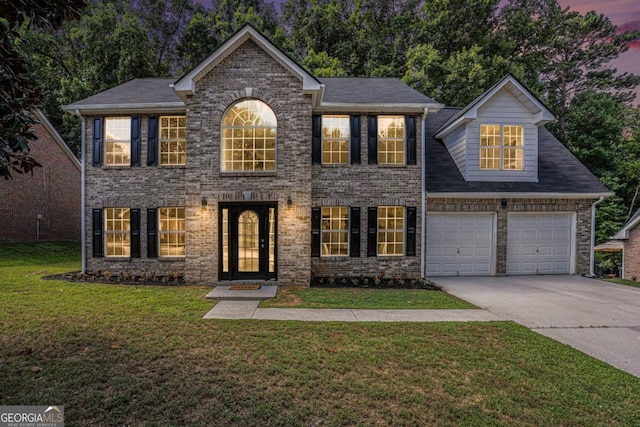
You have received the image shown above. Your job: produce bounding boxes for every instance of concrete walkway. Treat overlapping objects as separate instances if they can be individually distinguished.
[203,300,504,322]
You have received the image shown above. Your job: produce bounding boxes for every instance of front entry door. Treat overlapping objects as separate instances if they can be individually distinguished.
[220,203,276,281]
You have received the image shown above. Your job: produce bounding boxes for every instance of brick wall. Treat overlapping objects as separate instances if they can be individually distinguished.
[311,115,423,278]
[623,227,640,280]
[427,197,595,275]
[0,116,80,241]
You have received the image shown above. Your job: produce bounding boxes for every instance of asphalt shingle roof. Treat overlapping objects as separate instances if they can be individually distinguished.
[319,77,437,104]
[65,78,181,108]
[425,108,610,194]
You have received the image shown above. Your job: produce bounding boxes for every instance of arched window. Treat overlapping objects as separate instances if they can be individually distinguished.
[222,100,277,171]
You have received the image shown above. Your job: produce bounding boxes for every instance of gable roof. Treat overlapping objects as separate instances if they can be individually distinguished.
[173,25,323,104]
[33,109,81,171]
[63,78,183,114]
[434,74,555,139]
[318,77,442,111]
[612,208,640,239]
[425,108,611,197]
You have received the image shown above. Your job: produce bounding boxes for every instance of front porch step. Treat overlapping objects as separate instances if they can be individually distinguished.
[206,284,278,301]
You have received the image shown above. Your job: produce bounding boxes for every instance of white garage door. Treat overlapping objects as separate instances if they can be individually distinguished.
[507,213,574,275]
[426,214,495,276]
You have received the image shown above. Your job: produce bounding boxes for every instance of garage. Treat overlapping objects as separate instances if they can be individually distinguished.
[426,214,495,276]
[507,213,574,275]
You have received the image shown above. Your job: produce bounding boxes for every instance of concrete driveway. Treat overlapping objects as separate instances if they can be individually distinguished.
[434,275,640,378]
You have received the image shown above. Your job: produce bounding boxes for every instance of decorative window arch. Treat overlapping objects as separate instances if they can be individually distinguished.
[221,99,277,171]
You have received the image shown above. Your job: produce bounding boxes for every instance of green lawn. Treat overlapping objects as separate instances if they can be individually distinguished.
[604,277,640,288]
[260,287,475,309]
[1,242,639,426]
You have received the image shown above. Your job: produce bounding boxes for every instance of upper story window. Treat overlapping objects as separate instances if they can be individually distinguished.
[160,116,186,165]
[105,117,131,166]
[105,207,130,257]
[480,124,524,170]
[321,206,349,256]
[322,115,350,164]
[377,206,404,256]
[378,116,405,164]
[222,100,276,172]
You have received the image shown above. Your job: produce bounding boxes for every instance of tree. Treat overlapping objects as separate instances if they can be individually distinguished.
[498,0,640,140]
[0,0,84,179]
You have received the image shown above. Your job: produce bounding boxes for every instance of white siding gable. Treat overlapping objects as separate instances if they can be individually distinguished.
[442,125,467,178]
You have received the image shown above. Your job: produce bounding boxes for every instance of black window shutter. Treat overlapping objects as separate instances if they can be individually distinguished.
[147,208,158,258]
[349,207,360,257]
[92,117,103,167]
[406,206,417,256]
[406,116,417,165]
[311,207,321,257]
[131,116,141,166]
[312,115,322,165]
[367,115,378,164]
[92,209,103,257]
[350,115,361,164]
[367,207,377,257]
[131,208,140,258]
[148,116,158,166]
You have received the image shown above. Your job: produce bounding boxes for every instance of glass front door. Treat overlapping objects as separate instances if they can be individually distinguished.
[220,203,276,280]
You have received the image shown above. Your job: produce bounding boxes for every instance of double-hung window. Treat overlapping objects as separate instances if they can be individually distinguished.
[105,118,131,166]
[321,206,349,256]
[378,116,405,164]
[480,124,524,170]
[322,115,350,164]
[160,116,186,165]
[377,206,404,256]
[159,207,186,257]
[105,208,130,257]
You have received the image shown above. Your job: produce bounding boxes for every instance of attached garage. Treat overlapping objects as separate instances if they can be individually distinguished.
[426,214,495,276]
[506,213,575,275]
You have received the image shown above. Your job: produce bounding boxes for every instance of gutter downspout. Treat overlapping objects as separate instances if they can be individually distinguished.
[590,196,605,277]
[421,107,428,278]
[76,109,87,273]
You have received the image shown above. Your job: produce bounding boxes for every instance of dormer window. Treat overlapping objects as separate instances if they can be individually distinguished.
[480,125,523,171]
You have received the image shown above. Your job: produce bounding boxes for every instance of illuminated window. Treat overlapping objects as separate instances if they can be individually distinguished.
[105,118,131,166]
[159,207,185,257]
[378,116,404,164]
[322,115,349,164]
[160,116,186,165]
[378,206,404,256]
[321,207,349,256]
[105,208,130,257]
[222,100,276,171]
[480,124,523,170]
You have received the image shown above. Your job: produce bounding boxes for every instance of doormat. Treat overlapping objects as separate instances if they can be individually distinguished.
[229,284,262,290]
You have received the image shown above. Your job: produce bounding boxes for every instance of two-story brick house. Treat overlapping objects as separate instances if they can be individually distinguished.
[64,25,610,285]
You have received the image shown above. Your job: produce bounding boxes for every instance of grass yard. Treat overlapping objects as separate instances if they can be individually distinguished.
[1,243,640,426]
[260,287,475,309]
[605,277,640,289]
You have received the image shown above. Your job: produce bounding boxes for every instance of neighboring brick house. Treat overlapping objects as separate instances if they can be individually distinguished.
[609,209,640,280]
[63,25,610,285]
[0,110,81,241]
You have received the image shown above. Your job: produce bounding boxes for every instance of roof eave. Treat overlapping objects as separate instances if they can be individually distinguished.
[316,102,443,114]
[62,102,186,115]
[426,191,614,199]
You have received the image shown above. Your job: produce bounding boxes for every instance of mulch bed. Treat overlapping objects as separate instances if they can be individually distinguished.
[43,271,186,286]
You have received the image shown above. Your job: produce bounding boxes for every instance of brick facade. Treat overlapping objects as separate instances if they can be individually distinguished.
[623,227,640,280]
[0,112,80,241]
[426,197,596,275]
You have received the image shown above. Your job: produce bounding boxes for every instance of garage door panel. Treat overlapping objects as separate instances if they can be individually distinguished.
[427,214,494,276]
[507,213,573,275]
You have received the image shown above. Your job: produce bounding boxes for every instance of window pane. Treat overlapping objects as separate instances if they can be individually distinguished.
[160,116,187,166]
[320,206,349,256]
[377,206,404,256]
[104,208,130,257]
[105,118,131,166]
[480,124,524,171]
[321,115,349,164]
[159,207,186,257]
[378,116,404,165]
[222,100,277,171]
